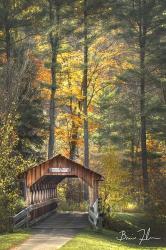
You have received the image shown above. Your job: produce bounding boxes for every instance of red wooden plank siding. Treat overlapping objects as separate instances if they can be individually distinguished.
[22,154,103,205]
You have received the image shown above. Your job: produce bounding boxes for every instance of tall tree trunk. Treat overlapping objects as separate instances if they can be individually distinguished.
[161,82,166,104]
[131,115,135,170]
[5,26,11,63]
[70,120,78,161]
[82,0,89,169]
[3,0,11,91]
[69,91,78,161]
[67,120,79,203]
[139,0,149,208]
[82,0,89,200]
[2,0,11,62]
[48,0,59,159]
[130,136,136,196]
[3,1,12,123]
[131,138,135,173]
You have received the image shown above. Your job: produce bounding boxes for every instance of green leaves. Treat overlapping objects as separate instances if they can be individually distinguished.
[0,121,30,230]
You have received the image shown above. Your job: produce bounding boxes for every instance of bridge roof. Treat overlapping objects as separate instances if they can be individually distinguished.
[22,154,104,187]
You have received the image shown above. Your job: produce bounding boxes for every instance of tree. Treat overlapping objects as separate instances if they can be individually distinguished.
[109,0,165,208]
[0,122,28,232]
[47,0,76,159]
[82,0,89,168]
[99,150,131,213]
[0,0,43,62]
[16,83,47,161]
[0,0,47,160]
[47,0,60,159]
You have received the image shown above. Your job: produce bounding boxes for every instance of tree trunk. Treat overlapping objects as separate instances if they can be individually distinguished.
[66,124,79,203]
[70,120,78,161]
[3,0,11,91]
[131,138,135,178]
[5,26,11,62]
[161,82,166,104]
[139,0,149,208]
[48,0,59,159]
[2,0,11,62]
[82,0,89,200]
[82,0,89,169]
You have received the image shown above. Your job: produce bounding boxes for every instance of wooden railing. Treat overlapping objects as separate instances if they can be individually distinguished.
[12,207,29,229]
[12,198,58,229]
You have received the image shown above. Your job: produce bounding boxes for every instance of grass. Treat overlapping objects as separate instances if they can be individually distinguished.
[0,230,30,250]
[60,228,166,250]
[60,212,166,250]
[107,212,166,238]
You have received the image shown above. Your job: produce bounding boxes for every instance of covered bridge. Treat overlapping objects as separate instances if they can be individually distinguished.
[15,154,103,228]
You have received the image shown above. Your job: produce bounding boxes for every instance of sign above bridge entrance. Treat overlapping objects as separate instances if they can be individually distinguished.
[49,167,71,173]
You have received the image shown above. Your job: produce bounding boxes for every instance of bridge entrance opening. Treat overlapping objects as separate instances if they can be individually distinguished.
[57,177,88,212]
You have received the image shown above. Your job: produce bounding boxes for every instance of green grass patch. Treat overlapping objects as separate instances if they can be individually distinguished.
[0,230,30,250]
[60,228,166,250]
[61,213,166,250]
[106,212,166,239]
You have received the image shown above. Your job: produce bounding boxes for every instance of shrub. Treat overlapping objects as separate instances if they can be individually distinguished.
[0,122,28,232]
[98,150,132,216]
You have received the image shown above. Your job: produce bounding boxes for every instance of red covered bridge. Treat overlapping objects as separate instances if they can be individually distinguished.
[14,154,103,228]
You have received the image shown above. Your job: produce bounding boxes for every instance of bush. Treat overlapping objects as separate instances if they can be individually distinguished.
[99,150,132,215]
[58,200,88,212]
[0,122,28,232]
[148,168,166,217]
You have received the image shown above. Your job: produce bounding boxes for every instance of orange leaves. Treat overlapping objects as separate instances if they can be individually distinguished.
[147,134,161,152]
[88,104,94,112]
[0,53,7,64]
[32,58,51,99]
[36,64,51,84]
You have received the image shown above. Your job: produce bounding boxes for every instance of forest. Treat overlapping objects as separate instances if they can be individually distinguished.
[0,0,166,245]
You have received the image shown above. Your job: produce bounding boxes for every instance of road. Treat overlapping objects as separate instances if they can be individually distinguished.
[13,212,89,250]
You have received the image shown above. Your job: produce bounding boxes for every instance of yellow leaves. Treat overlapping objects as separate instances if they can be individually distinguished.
[89,36,133,89]
[41,88,50,99]
[57,51,83,89]
[34,34,49,53]
[20,5,41,19]
[53,36,131,155]
[121,61,134,70]
[32,32,134,156]
[56,85,82,100]
[99,150,131,211]
[58,113,82,127]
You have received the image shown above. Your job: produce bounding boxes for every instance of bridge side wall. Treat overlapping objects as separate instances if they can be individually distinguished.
[25,183,57,205]
[24,155,101,206]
